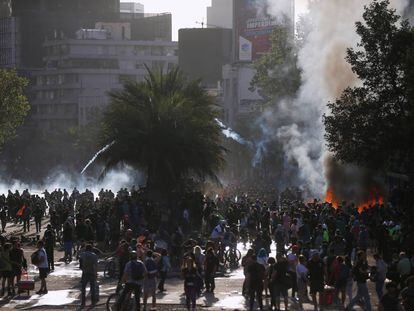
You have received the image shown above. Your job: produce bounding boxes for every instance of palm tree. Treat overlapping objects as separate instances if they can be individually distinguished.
[99,67,225,196]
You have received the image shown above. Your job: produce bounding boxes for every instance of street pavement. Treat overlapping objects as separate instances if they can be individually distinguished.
[0,220,377,310]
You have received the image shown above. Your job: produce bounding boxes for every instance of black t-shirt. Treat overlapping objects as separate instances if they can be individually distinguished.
[353,261,369,283]
[205,254,219,274]
[247,261,265,283]
[308,259,324,283]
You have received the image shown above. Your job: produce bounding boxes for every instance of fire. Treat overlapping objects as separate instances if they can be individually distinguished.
[357,193,384,213]
[324,187,384,213]
[324,187,339,208]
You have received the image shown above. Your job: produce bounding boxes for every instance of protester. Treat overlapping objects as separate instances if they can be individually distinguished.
[182,256,198,311]
[33,240,49,294]
[79,244,98,307]
[346,250,371,311]
[247,254,265,311]
[118,251,146,311]
[204,247,219,293]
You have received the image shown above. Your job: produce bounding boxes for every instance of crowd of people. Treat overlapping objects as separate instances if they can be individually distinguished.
[0,186,413,311]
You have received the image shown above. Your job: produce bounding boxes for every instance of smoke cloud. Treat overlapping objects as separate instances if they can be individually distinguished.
[0,167,144,196]
[255,0,409,197]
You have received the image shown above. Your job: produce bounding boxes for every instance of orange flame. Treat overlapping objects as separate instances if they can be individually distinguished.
[324,187,384,213]
[357,194,384,213]
[324,187,339,208]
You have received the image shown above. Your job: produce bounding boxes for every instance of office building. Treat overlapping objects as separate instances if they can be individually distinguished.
[0,16,19,68]
[120,2,144,14]
[178,28,232,89]
[29,23,177,130]
[207,0,233,29]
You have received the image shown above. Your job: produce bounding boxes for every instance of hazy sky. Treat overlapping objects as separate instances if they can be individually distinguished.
[121,0,309,41]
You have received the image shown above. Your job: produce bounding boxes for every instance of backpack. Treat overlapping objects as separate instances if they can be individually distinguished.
[130,261,144,281]
[31,250,41,266]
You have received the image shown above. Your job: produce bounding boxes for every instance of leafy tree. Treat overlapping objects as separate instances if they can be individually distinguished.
[0,69,30,149]
[324,0,414,180]
[250,25,301,101]
[99,67,225,196]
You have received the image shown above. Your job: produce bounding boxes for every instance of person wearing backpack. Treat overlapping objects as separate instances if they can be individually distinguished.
[32,240,49,294]
[79,244,98,308]
[119,251,146,311]
[143,250,160,311]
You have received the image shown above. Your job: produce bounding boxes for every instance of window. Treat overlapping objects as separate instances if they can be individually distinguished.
[119,74,136,83]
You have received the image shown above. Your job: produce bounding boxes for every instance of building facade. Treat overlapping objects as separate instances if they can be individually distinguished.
[0,16,19,68]
[207,0,233,29]
[178,28,232,89]
[29,24,177,130]
[120,2,144,14]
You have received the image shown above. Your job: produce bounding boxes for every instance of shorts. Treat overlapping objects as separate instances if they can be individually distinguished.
[39,267,49,279]
[272,284,288,297]
[310,280,324,294]
[144,277,157,296]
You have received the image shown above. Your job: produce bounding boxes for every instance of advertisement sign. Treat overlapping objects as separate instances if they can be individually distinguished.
[234,0,279,62]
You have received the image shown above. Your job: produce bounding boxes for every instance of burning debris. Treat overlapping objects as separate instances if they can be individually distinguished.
[323,155,386,212]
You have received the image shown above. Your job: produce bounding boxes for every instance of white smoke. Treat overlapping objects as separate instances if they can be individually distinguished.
[0,167,144,196]
[258,0,410,196]
[216,118,254,147]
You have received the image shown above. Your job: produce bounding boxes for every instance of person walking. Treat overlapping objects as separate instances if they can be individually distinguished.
[182,256,198,311]
[346,250,371,311]
[79,244,98,308]
[118,251,146,311]
[247,254,265,311]
[9,240,26,294]
[374,253,388,299]
[308,251,325,311]
[33,240,49,294]
[143,250,159,311]
[296,255,309,311]
[43,224,55,271]
[204,248,219,293]
[62,221,74,263]
[157,249,171,293]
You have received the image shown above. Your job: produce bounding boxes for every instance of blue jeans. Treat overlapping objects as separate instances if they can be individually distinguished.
[81,273,96,305]
[347,282,371,311]
[376,278,385,299]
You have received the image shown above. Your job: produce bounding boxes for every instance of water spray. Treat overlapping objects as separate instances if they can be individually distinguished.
[80,141,116,174]
[215,118,253,148]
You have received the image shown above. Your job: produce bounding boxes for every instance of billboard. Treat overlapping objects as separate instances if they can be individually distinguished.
[234,0,280,62]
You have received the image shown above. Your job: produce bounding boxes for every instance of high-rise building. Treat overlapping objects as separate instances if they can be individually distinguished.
[178,28,232,89]
[0,0,10,18]
[0,16,19,68]
[207,0,233,29]
[29,23,177,130]
[31,23,178,130]
[120,2,144,14]
[6,0,171,68]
